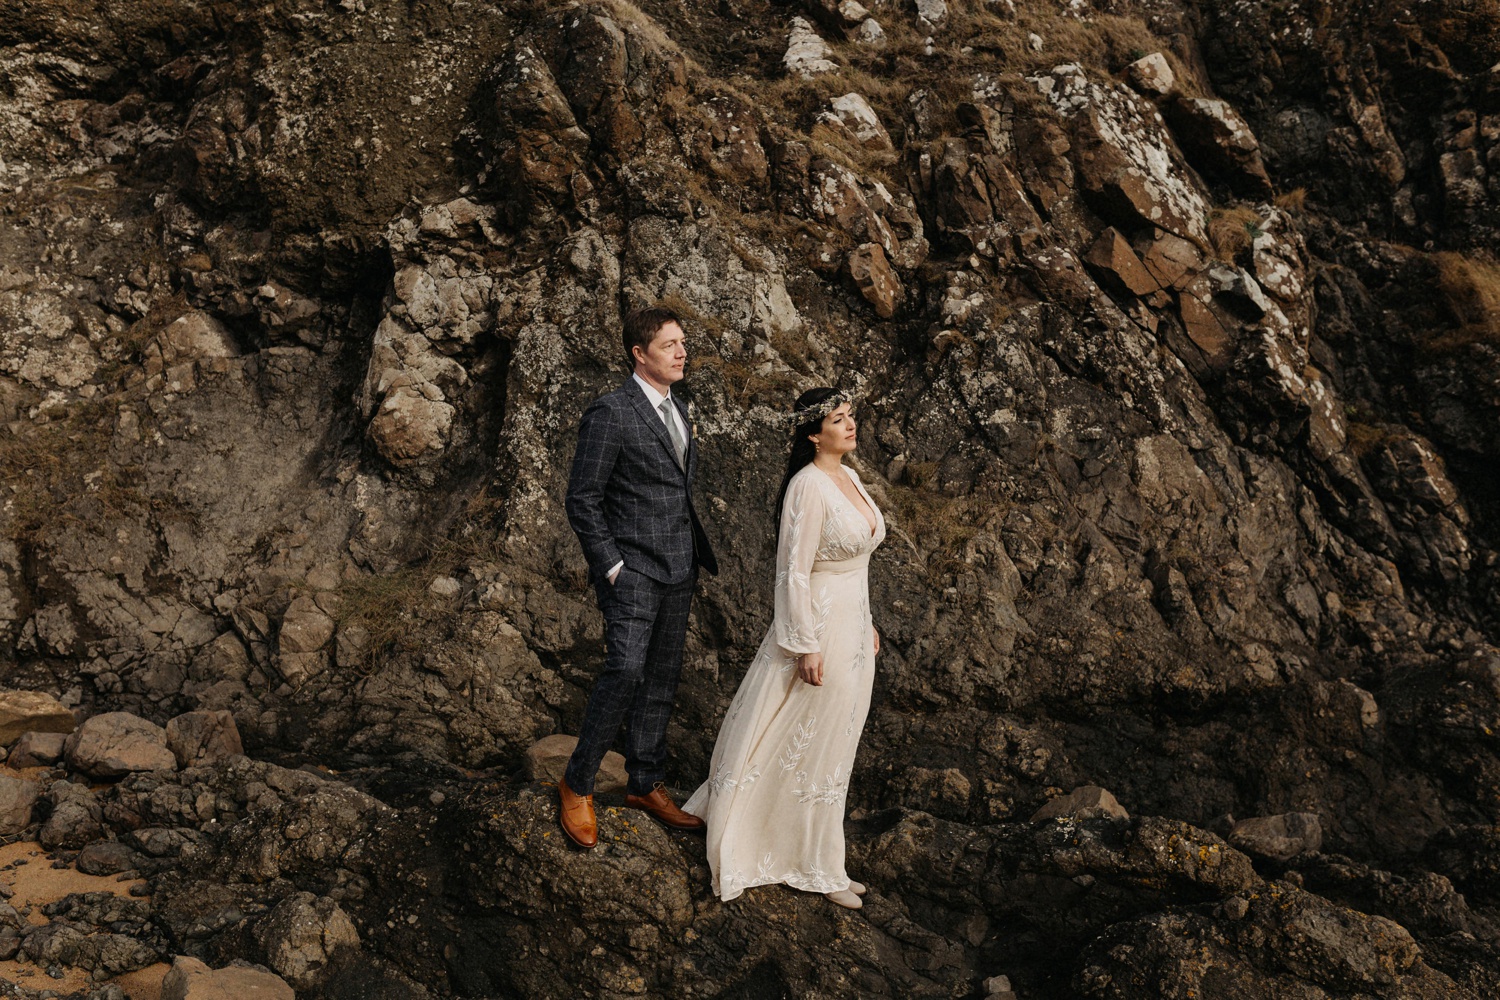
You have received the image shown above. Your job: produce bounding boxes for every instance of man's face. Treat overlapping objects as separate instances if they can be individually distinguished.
[633,320,687,388]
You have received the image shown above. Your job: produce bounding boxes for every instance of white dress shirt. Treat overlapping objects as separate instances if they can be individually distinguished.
[607,374,688,583]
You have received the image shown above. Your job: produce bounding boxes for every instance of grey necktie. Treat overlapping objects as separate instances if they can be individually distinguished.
[660,398,687,469]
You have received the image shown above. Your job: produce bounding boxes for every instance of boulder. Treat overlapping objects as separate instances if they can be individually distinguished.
[1084,227,1160,298]
[0,775,40,835]
[0,691,75,745]
[76,841,141,876]
[1125,52,1176,97]
[367,380,456,468]
[161,955,295,1000]
[64,712,177,778]
[525,735,628,794]
[818,93,894,153]
[1031,785,1130,823]
[784,17,838,77]
[896,766,971,818]
[1138,231,1202,289]
[7,730,67,768]
[1229,812,1324,862]
[253,892,360,990]
[156,310,239,366]
[165,710,244,769]
[849,242,904,318]
[39,780,103,849]
[1178,279,1237,368]
[916,0,948,30]
[1165,97,1273,196]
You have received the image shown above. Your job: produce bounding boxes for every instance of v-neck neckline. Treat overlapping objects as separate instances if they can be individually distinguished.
[813,464,878,537]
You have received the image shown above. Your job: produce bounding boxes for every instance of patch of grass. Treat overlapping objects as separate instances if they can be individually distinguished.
[1274,187,1308,211]
[0,395,194,545]
[333,569,432,641]
[1428,250,1500,352]
[1207,205,1263,262]
[1345,420,1400,459]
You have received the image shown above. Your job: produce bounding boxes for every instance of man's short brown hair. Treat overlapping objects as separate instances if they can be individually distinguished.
[622,305,682,368]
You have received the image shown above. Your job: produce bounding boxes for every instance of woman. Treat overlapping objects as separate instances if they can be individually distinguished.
[683,387,885,909]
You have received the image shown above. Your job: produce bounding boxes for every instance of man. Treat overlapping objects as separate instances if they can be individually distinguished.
[559,304,718,848]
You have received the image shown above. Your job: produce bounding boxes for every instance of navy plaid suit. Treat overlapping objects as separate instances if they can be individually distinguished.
[563,378,718,796]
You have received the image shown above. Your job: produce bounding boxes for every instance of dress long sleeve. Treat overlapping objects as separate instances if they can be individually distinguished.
[774,471,825,657]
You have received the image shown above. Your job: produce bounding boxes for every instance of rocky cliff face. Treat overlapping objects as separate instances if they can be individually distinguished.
[1,0,1499,996]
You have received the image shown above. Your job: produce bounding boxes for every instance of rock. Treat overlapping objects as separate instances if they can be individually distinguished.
[983,974,1017,1000]
[856,17,884,45]
[1084,227,1159,298]
[1178,279,1237,368]
[156,311,239,367]
[160,955,295,1000]
[39,780,103,849]
[1138,231,1202,289]
[1229,812,1324,862]
[1031,785,1130,823]
[525,735,628,794]
[836,0,870,26]
[784,17,838,77]
[64,712,177,778]
[276,595,335,689]
[1029,64,1208,243]
[916,0,948,30]
[1165,97,1274,196]
[7,730,67,768]
[848,242,904,318]
[254,892,360,990]
[165,710,244,769]
[76,841,141,876]
[1125,52,1176,97]
[896,766,971,818]
[428,575,462,598]
[818,93,894,153]
[0,691,75,745]
[0,775,40,835]
[370,382,456,466]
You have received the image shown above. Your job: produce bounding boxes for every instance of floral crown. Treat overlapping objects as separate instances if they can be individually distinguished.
[787,387,861,426]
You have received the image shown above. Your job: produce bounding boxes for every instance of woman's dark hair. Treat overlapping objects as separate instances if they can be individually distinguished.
[773,387,841,543]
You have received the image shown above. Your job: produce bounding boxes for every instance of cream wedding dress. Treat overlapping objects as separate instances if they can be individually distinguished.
[683,462,885,901]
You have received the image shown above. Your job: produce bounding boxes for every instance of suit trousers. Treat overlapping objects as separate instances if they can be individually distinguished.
[564,565,696,796]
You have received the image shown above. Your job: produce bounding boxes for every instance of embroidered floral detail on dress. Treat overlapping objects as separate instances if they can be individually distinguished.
[756,853,775,880]
[708,764,737,794]
[777,718,816,772]
[813,586,833,641]
[797,764,849,805]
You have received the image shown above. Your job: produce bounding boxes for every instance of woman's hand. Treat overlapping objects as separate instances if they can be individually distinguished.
[873,626,880,655]
[797,652,824,686]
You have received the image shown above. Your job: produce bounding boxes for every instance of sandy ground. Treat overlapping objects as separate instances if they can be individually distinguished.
[0,841,169,999]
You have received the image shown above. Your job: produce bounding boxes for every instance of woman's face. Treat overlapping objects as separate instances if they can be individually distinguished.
[809,402,857,457]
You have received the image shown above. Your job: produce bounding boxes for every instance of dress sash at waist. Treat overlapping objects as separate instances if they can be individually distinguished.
[811,555,867,573]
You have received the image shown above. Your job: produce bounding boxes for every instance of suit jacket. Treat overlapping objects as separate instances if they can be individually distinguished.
[565,378,719,585]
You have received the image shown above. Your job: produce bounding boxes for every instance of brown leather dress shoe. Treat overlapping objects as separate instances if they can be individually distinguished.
[558,777,598,848]
[625,783,705,832]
